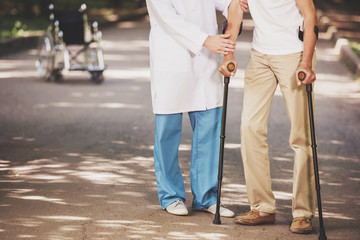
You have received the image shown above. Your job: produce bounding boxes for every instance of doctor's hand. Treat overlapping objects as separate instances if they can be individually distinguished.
[204,34,236,55]
[219,56,238,77]
[239,0,249,12]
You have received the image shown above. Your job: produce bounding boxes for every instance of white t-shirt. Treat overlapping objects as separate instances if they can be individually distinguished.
[248,0,304,55]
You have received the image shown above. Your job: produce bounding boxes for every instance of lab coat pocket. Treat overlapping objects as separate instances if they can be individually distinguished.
[151,28,191,72]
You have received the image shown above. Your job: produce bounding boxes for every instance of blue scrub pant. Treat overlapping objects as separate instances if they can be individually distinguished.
[154,107,222,209]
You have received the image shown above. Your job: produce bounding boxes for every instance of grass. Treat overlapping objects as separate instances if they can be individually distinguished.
[356,77,360,87]
[0,1,145,41]
[348,40,360,83]
[0,16,48,41]
[349,41,360,59]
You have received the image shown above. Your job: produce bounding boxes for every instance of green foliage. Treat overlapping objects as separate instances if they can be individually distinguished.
[0,16,48,40]
[0,0,144,41]
[0,0,142,17]
[356,77,360,87]
[11,21,27,37]
[349,41,360,59]
[50,0,115,10]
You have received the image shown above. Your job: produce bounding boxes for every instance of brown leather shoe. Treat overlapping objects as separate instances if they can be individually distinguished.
[290,217,312,234]
[234,209,275,225]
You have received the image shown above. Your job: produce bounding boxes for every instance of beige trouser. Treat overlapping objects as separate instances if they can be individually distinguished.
[241,49,316,218]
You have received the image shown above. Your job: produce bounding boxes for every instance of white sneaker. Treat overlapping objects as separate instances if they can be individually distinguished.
[203,203,235,218]
[165,200,188,216]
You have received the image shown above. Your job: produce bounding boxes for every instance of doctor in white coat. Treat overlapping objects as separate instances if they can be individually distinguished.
[146,0,240,216]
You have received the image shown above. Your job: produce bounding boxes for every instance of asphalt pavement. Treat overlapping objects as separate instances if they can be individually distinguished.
[0,14,359,240]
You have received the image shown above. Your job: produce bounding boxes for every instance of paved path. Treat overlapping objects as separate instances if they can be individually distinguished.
[0,15,359,240]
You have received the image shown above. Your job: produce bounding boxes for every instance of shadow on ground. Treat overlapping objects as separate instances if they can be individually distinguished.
[0,15,359,240]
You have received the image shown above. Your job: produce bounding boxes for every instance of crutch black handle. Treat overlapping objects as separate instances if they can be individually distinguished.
[298,71,312,93]
[227,62,235,72]
[298,71,306,81]
[298,71,327,240]
[224,62,236,84]
[213,62,235,225]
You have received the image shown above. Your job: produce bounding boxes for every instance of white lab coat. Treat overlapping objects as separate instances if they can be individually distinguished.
[146,0,231,114]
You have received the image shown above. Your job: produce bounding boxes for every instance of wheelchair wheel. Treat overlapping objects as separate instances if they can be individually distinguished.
[53,69,64,83]
[35,33,55,81]
[90,71,104,84]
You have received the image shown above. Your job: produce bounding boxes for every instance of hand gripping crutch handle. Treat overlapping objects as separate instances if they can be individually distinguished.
[227,62,236,72]
[213,62,235,225]
[225,62,236,83]
[298,71,312,93]
[298,71,327,240]
[298,71,306,81]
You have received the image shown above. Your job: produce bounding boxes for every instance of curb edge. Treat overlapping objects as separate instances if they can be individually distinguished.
[317,10,360,78]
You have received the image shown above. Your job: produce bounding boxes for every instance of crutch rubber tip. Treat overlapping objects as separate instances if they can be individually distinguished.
[298,71,306,81]
[319,231,327,240]
[213,213,221,225]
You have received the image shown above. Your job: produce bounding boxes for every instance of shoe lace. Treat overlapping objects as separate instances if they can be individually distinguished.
[216,204,227,212]
[249,210,258,215]
[294,217,310,224]
[173,200,183,207]
[241,209,258,216]
[217,203,225,208]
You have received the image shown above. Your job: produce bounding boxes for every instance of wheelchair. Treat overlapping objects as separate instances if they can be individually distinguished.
[35,4,106,84]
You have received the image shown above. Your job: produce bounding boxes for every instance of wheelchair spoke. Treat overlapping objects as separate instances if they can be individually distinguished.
[35,4,106,84]
[36,34,54,81]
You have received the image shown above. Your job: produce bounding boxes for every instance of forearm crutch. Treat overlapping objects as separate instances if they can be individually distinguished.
[298,72,327,240]
[213,62,235,225]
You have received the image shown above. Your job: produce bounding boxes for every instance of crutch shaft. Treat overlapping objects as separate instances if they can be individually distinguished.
[306,87,327,240]
[298,71,327,240]
[214,80,229,224]
[213,62,235,225]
